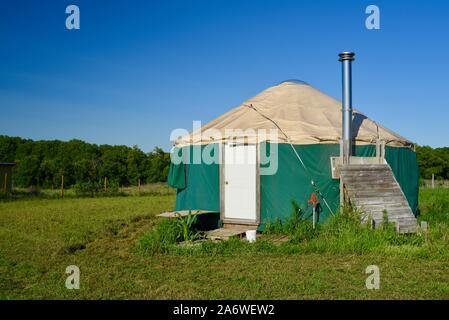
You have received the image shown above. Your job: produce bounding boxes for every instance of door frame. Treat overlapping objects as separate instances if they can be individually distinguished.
[219,142,260,225]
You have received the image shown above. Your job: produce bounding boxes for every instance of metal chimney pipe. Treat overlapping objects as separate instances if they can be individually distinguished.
[339,52,355,165]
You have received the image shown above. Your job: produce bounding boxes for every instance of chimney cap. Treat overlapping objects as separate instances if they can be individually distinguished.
[339,52,355,61]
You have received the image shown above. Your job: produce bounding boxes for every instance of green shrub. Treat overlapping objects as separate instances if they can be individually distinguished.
[73,181,100,196]
[175,212,201,241]
[264,200,311,237]
[290,221,318,243]
[107,180,120,193]
[73,179,122,197]
[419,188,449,224]
[138,213,203,255]
[138,219,181,255]
[264,218,284,235]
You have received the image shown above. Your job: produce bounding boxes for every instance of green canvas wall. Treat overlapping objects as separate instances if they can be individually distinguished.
[168,144,220,212]
[259,143,419,228]
[168,143,419,226]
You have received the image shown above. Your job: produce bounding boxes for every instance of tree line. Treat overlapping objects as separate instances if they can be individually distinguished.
[0,135,170,188]
[416,145,449,180]
[1,135,448,189]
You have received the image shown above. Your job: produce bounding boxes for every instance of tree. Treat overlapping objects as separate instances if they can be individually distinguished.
[100,146,129,186]
[127,146,146,185]
[146,147,170,183]
[416,145,448,179]
[15,155,41,187]
[0,135,172,188]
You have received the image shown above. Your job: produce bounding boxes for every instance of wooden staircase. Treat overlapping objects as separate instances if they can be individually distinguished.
[340,164,418,234]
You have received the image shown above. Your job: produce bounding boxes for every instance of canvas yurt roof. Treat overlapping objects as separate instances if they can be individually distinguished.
[175,80,414,148]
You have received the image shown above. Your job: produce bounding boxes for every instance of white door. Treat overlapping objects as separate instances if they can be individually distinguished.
[223,143,257,222]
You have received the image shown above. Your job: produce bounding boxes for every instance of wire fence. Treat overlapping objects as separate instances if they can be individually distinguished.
[421,179,449,188]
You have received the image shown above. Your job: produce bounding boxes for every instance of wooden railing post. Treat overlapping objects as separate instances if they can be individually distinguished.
[376,139,381,164]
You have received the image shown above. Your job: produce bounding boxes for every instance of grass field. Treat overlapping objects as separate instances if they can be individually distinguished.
[0,186,448,299]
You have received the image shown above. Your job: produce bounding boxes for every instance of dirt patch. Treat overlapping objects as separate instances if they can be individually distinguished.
[59,243,86,254]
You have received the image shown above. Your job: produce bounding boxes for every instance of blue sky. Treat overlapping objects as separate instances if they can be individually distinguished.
[1,0,448,151]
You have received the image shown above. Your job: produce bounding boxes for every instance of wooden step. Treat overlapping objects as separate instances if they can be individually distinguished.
[353,201,413,212]
[341,164,390,171]
[363,213,417,223]
[370,215,417,224]
[342,172,393,178]
[346,182,398,189]
[349,193,407,204]
[362,210,414,219]
[391,217,418,225]
[342,170,392,176]
[398,224,419,234]
[341,163,418,233]
[350,193,407,200]
[223,223,257,230]
[355,202,410,209]
[205,227,248,240]
[342,177,396,184]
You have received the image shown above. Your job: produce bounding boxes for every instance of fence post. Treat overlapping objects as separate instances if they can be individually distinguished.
[432,174,435,189]
[61,175,64,199]
[4,173,8,193]
[138,178,141,195]
[104,177,108,192]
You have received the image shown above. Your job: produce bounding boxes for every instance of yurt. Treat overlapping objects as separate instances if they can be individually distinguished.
[167,76,419,230]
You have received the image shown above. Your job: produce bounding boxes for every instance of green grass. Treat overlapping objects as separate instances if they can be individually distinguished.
[137,203,440,258]
[3,182,174,200]
[419,188,449,224]
[1,186,449,299]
